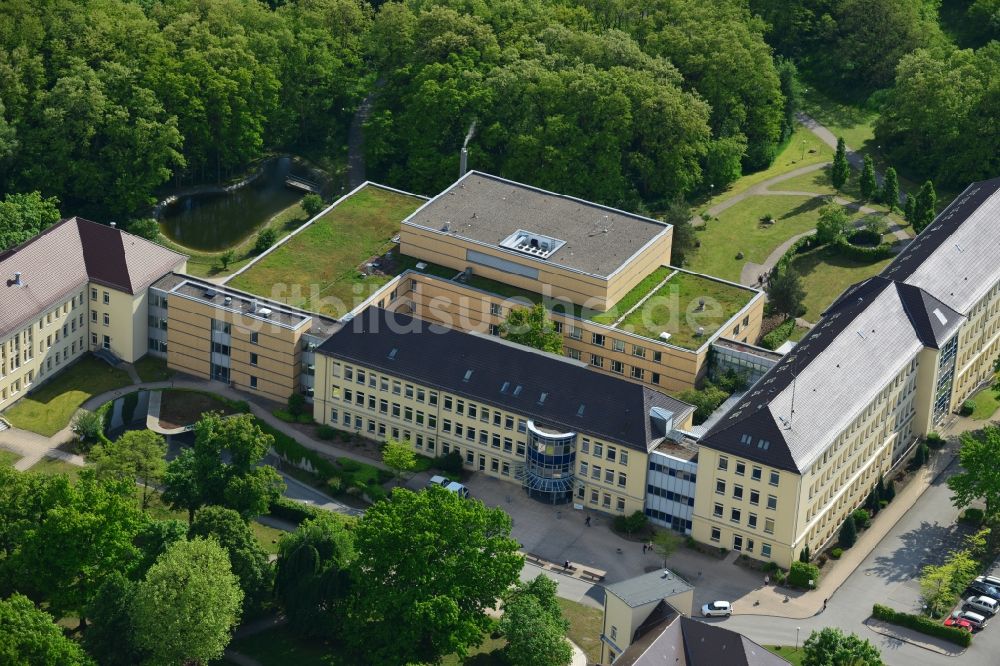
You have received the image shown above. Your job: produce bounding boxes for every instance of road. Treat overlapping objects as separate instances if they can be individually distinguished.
[720,446,997,666]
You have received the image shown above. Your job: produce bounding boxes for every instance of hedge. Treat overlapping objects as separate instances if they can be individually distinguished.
[788,561,820,588]
[847,229,881,246]
[774,234,824,272]
[871,604,972,647]
[761,318,796,350]
[259,420,338,479]
[267,496,320,524]
[832,237,895,262]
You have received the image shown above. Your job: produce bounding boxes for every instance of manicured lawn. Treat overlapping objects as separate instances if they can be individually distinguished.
[27,457,83,481]
[966,378,1000,420]
[251,520,288,556]
[765,645,805,665]
[789,324,812,342]
[799,86,878,152]
[133,356,174,383]
[789,244,894,322]
[688,195,830,282]
[589,266,673,325]
[3,356,133,436]
[0,449,22,467]
[157,389,240,429]
[442,636,509,665]
[228,185,426,317]
[699,126,834,209]
[619,272,753,349]
[228,625,338,666]
[774,169,904,223]
[558,597,604,664]
[161,200,310,278]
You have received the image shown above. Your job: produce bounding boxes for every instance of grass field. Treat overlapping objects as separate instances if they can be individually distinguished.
[699,126,835,209]
[966,378,1000,420]
[765,645,805,665]
[160,200,309,278]
[688,195,832,282]
[0,449,22,467]
[228,625,337,666]
[790,244,895,322]
[133,356,174,383]
[27,457,83,480]
[558,598,603,664]
[228,185,425,317]
[799,86,878,152]
[619,272,753,349]
[251,521,288,556]
[157,389,240,429]
[3,356,133,436]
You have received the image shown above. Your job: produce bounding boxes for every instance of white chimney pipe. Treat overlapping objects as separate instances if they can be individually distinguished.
[110,221,116,228]
[14,271,22,286]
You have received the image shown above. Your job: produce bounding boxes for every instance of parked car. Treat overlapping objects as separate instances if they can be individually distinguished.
[964,595,1000,616]
[427,475,451,489]
[426,475,471,499]
[979,575,1000,589]
[952,610,989,630]
[944,616,973,632]
[966,580,1000,599]
[701,601,733,617]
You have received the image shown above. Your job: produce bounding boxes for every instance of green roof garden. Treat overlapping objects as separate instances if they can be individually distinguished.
[227,184,430,318]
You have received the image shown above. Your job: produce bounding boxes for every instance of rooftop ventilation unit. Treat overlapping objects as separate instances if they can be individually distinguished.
[649,407,674,437]
[223,296,232,306]
[659,332,671,342]
[258,307,272,318]
[415,262,427,271]
[695,326,705,337]
[249,299,258,313]
[204,288,217,299]
[499,230,566,260]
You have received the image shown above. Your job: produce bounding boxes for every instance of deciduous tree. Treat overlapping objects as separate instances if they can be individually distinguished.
[816,205,851,244]
[131,537,243,666]
[802,627,882,666]
[91,429,167,510]
[189,506,272,612]
[345,486,522,664]
[501,303,563,354]
[501,577,572,666]
[0,593,94,666]
[0,192,61,252]
[948,426,1000,520]
[382,438,416,485]
[767,268,806,318]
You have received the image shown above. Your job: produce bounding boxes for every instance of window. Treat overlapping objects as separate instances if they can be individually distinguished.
[606,446,616,462]
[444,396,453,411]
[710,528,721,542]
[569,326,582,341]
[769,471,780,486]
[504,415,514,430]
[616,497,625,512]
[630,367,644,380]
[592,465,601,480]
[468,404,477,419]
[417,388,425,402]
[762,543,772,558]
[632,344,645,358]
[392,403,401,418]
[735,461,745,476]
[580,461,589,476]
[249,376,258,389]
[102,313,110,326]
[750,490,760,506]
[91,288,97,301]
[766,495,777,510]
[718,456,729,471]
[730,508,741,523]
[604,469,614,484]
[590,490,599,504]
[748,513,757,529]
[733,485,743,500]
[602,494,611,508]
[617,472,627,487]
[250,331,259,344]
[594,443,603,457]
[429,392,438,406]
[610,360,623,374]
[612,339,625,353]
[751,466,762,481]
[103,291,109,304]
[379,399,388,414]
[590,354,603,368]
[91,310,97,322]
[592,333,605,347]
[610,626,618,641]
[490,303,501,316]
[713,503,723,517]
[581,438,590,454]
[653,351,662,362]
[503,437,512,452]
[250,353,258,366]
[716,479,726,495]
[517,419,527,433]
[620,451,628,466]
[764,518,774,534]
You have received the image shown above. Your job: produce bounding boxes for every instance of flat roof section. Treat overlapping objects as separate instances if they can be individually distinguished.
[404,171,670,278]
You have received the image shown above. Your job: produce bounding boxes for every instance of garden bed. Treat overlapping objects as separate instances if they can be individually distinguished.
[157,389,244,429]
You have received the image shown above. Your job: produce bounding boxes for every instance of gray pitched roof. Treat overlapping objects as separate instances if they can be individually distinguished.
[0,217,186,338]
[605,569,693,608]
[883,176,1000,314]
[318,308,694,451]
[618,614,790,666]
[403,171,670,277]
[702,277,964,472]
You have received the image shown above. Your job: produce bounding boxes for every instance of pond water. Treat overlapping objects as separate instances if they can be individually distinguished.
[157,157,304,252]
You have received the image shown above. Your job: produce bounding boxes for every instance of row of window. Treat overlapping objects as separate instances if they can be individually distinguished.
[717,456,780,486]
[712,502,775,533]
[579,461,627,488]
[714,479,778,510]
[646,484,695,507]
[708,527,773,558]
[648,460,697,482]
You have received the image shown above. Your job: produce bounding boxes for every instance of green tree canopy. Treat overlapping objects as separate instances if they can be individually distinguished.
[767,268,806,319]
[189,506,273,612]
[275,513,356,638]
[0,593,95,666]
[501,577,572,666]
[91,429,167,510]
[501,303,563,354]
[948,426,1000,520]
[131,537,243,666]
[816,204,851,244]
[802,627,883,666]
[0,191,61,251]
[82,572,142,666]
[345,486,523,664]
[831,137,850,191]
[859,154,878,201]
[663,200,696,267]
[382,437,416,485]
[912,180,938,234]
[881,167,900,209]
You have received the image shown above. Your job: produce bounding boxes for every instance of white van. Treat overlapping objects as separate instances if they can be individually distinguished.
[964,595,999,616]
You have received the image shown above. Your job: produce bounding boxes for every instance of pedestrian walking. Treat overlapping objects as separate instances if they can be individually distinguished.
[823,598,828,610]
[642,544,647,554]
[564,560,570,570]
[764,575,770,586]
[585,516,591,527]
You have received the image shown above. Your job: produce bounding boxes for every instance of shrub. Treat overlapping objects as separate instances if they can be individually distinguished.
[365,483,388,503]
[830,547,843,559]
[799,545,811,563]
[959,508,984,525]
[301,193,324,218]
[832,236,895,261]
[127,217,160,240]
[764,561,780,574]
[268,496,319,524]
[676,383,730,424]
[817,554,828,566]
[852,508,871,528]
[788,561,820,588]
[273,410,296,423]
[72,409,105,442]
[317,425,337,440]
[871,604,971,647]
[260,420,337,479]
[296,413,314,425]
[879,499,889,509]
[254,227,278,254]
[434,450,464,475]
[326,476,342,494]
[960,401,975,416]
[218,249,236,270]
[760,318,796,350]
[847,229,881,246]
[910,442,929,469]
[884,481,896,502]
[772,569,787,585]
[613,511,648,535]
[926,432,946,449]
[839,516,857,548]
[685,536,697,548]
[288,393,307,417]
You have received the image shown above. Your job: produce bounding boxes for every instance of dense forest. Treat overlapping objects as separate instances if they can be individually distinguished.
[0,0,997,222]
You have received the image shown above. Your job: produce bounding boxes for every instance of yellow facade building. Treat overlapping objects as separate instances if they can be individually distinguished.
[314,307,694,515]
[0,218,186,410]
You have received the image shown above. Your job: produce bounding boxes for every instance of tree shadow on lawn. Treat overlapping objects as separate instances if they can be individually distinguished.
[779,196,827,220]
[868,520,972,585]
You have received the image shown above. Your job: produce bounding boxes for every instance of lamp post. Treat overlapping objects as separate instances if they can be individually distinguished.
[795,626,801,651]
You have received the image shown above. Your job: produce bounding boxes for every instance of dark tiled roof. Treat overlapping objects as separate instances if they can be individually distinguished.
[318,308,694,451]
[619,614,790,666]
[79,218,133,292]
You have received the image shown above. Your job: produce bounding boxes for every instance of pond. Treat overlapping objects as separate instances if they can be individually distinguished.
[157,157,304,252]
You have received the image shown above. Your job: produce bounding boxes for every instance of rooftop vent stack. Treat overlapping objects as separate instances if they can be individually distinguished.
[110,221,116,228]
[224,296,232,306]
[459,119,477,178]
[696,326,705,337]
[659,332,671,342]
[13,271,22,286]
[249,299,258,314]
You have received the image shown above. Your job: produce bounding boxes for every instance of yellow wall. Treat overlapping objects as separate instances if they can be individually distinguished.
[87,283,147,363]
[951,281,1000,410]
[600,587,693,664]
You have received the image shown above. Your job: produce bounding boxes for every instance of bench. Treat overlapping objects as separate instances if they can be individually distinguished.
[523,552,546,567]
[579,568,607,582]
